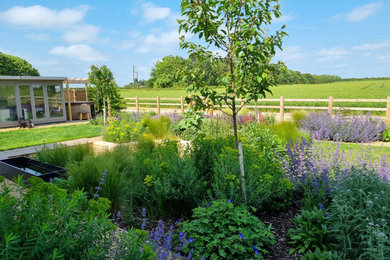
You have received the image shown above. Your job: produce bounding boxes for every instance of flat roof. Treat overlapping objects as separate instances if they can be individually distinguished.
[0,76,67,81]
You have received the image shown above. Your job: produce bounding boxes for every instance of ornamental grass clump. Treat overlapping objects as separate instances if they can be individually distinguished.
[299,111,386,143]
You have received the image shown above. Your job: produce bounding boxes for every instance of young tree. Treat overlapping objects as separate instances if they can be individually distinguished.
[179,0,286,147]
[88,65,122,122]
[179,0,287,202]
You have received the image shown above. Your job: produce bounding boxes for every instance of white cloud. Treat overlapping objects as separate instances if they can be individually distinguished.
[0,5,101,44]
[49,44,108,62]
[0,5,89,29]
[136,30,184,54]
[316,47,350,62]
[352,39,390,51]
[346,2,383,22]
[62,24,100,43]
[273,13,296,24]
[26,33,50,41]
[141,2,170,23]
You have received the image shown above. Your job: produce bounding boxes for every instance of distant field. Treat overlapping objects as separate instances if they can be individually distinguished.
[120,80,389,114]
[120,79,390,99]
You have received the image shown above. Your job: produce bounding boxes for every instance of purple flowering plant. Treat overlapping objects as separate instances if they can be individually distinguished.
[299,111,386,143]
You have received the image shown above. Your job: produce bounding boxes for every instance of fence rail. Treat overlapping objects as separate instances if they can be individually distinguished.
[124,96,390,125]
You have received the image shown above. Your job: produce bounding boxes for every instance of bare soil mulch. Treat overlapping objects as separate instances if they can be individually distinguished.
[257,205,301,260]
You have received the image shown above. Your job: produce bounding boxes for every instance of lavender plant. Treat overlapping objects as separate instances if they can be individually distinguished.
[281,138,390,209]
[299,111,386,143]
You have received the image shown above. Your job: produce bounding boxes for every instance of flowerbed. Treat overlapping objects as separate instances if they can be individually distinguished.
[1,111,390,259]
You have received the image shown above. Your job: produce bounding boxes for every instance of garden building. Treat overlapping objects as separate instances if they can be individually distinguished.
[0,76,68,128]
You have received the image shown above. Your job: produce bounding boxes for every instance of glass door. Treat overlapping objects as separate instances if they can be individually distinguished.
[18,85,33,120]
[0,85,18,123]
[47,85,63,118]
[32,84,46,119]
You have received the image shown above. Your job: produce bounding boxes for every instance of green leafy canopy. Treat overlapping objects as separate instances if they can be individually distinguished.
[178,0,287,144]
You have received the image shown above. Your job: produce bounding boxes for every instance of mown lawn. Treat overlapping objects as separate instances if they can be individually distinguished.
[0,124,104,151]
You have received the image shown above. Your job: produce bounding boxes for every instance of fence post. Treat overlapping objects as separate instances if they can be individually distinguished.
[136,96,139,113]
[280,96,284,122]
[386,96,390,126]
[181,96,184,114]
[72,89,76,102]
[328,96,334,115]
[209,100,214,116]
[157,96,160,115]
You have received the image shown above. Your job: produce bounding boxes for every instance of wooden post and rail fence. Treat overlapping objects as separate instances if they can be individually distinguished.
[125,96,390,126]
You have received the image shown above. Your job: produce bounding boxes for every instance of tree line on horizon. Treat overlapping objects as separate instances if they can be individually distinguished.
[142,55,344,89]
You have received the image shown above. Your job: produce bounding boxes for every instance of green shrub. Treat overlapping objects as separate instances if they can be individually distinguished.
[171,110,205,140]
[0,177,114,259]
[180,200,275,259]
[103,113,145,143]
[328,169,390,259]
[210,144,294,211]
[200,117,233,139]
[288,207,331,255]
[382,127,390,141]
[240,123,284,160]
[34,144,92,168]
[138,141,205,218]
[143,115,172,139]
[191,136,235,185]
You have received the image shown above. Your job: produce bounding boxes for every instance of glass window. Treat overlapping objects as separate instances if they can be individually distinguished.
[19,85,33,120]
[32,85,46,119]
[0,85,18,123]
[47,85,63,118]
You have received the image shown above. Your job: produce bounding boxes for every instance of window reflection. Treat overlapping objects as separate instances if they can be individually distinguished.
[0,85,17,122]
[32,85,46,119]
[19,85,33,120]
[47,85,63,118]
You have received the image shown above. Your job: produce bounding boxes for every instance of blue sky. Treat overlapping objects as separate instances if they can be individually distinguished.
[0,0,389,86]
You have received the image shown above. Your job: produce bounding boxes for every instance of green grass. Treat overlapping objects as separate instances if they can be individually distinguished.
[316,141,390,163]
[0,124,104,151]
[121,79,390,99]
[120,79,390,114]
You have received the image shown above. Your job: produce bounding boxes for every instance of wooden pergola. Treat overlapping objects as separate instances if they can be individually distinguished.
[64,78,88,121]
